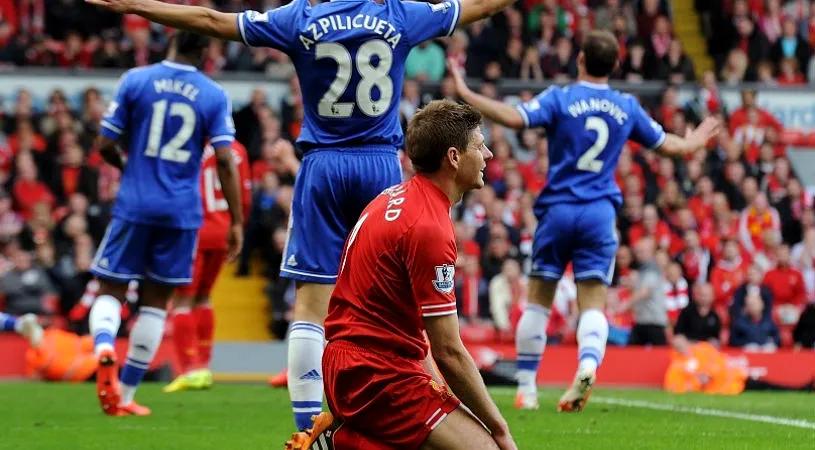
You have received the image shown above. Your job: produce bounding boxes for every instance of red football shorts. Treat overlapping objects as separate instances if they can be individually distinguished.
[175,249,227,298]
[323,341,461,450]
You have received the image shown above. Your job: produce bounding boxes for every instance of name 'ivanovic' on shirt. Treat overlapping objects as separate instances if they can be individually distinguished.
[567,98,629,125]
[298,14,402,50]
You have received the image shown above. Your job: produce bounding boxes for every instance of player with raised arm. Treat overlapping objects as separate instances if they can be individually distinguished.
[449,30,720,412]
[87,31,243,416]
[285,100,516,450]
[86,0,520,431]
[164,140,252,393]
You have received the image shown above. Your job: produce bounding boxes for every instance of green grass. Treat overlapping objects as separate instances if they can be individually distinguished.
[2,383,813,449]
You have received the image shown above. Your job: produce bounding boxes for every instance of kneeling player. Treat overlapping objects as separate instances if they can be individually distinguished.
[165,141,251,393]
[287,100,517,450]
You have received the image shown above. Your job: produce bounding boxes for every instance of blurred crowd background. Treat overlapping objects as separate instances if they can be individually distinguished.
[0,0,813,351]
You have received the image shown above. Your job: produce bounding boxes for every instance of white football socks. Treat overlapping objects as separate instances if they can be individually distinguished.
[288,321,326,431]
[120,306,166,406]
[515,304,550,394]
[89,295,122,357]
[577,308,609,373]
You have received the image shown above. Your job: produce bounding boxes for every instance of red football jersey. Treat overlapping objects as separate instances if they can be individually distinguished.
[325,175,458,361]
[198,141,252,250]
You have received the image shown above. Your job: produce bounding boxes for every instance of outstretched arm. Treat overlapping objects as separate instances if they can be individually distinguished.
[656,117,721,158]
[447,60,525,129]
[458,0,518,26]
[86,0,240,41]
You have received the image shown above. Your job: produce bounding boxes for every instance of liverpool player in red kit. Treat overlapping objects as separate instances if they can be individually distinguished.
[165,140,252,392]
[287,100,517,450]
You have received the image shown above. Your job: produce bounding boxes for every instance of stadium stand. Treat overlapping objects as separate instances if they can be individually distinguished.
[0,0,813,358]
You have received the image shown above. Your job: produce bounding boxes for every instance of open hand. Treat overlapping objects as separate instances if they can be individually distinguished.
[85,0,141,14]
[446,58,470,97]
[685,116,722,153]
[227,224,244,262]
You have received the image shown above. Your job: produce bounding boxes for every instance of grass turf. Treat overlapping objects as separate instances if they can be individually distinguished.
[2,383,813,449]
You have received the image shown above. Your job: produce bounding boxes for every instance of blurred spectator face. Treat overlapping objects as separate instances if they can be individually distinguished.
[702,70,717,90]
[666,262,682,282]
[658,157,675,179]
[12,250,32,271]
[250,87,267,109]
[103,37,119,55]
[670,111,687,135]
[736,17,754,38]
[757,62,775,83]
[668,40,683,60]
[440,76,455,98]
[502,259,521,280]
[36,243,55,267]
[782,17,797,38]
[612,14,628,36]
[767,0,780,14]
[492,140,511,162]
[661,180,682,206]
[677,208,695,231]
[753,192,769,212]
[66,32,83,54]
[732,0,748,18]
[555,37,572,61]
[69,193,89,215]
[488,200,506,223]
[17,153,38,182]
[262,171,279,193]
[723,239,740,261]
[725,162,745,185]
[617,245,633,270]
[779,57,799,76]
[0,195,11,215]
[741,177,758,204]
[625,195,644,221]
[740,90,757,109]
[747,264,763,285]
[521,130,539,150]
[774,157,790,180]
[803,208,815,228]
[485,62,502,81]
[712,192,730,215]
[505,170,523,191]
[643,0,659,14]
[507,38,523,60]
[776,244,791,266]
[694,283,715,308]
[488,236,510,258]
[625,174,642,196]
[697,176,713,196]
[745,293,763,318]
[653,16,671,36]
[63,144,84,168]
[273,227,288,253]
[684,230,700,249]
[402,80,419,102]
[655,249,670,270]
[643,204,659,231]
[64,214,88,238]
[629,43,645,67]
[131,29,150,49]
[686,160,703,183]
[759,143,775,163]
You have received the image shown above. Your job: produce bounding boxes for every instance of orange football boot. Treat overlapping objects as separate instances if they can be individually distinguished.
[96,349,121,416]
[117,402,152,416]
[285,412,337,450]
[269,369,289,388]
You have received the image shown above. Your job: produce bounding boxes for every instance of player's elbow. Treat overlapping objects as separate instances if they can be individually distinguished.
[429,338,467,366]
[463,0,509,23]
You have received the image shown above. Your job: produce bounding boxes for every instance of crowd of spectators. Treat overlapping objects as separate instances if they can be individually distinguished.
[700,0,815,85]
[0,0,812,352]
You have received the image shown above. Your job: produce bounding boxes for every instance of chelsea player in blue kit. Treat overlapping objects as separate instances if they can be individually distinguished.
[88,0,518,432]
[451,30,720,412]
[87,32,244,416]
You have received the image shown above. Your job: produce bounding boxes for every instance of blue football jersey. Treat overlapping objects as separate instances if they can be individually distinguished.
[101,60,235,229]
[237,0,461,149]
[517,81,666,208]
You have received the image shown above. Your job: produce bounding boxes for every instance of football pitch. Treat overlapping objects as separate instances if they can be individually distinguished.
[3,383,813,449]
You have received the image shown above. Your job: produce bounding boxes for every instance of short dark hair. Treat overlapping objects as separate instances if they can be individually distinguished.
[582,30,619,77]
[171,30,210,60]
[405,100,482,174]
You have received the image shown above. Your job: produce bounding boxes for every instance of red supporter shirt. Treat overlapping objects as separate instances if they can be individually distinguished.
[197,142,252,250]
[325,175,458,360]
[763,266,807,307]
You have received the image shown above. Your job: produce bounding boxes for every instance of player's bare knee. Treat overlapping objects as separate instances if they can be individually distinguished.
[193,295,210,307]
[527,278,558,309]
[141,281,176,309]
[421,408,499,450]
[174,295,195,309]
[97,280,129,303]
[576,278,607,311]
[293,282,335,324]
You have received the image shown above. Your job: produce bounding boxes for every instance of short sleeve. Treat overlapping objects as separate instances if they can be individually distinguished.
[405,223,458,317]
[237,1,301,51]
[402,0,461,47]
[208,90,236,147]
[101,71,132,140]
[629,100,666,150]
[516,86,558,129]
